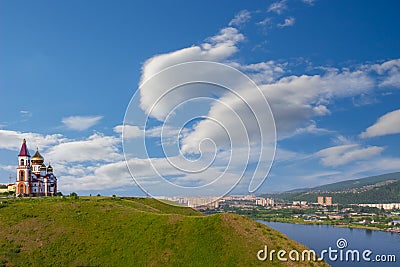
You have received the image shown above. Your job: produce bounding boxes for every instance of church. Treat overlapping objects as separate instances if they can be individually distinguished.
[16,139,58,196]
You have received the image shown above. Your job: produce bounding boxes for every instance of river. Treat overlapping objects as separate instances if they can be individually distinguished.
[258,221,400,266]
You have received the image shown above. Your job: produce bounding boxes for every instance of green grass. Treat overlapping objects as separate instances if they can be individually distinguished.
[0,197,329,266]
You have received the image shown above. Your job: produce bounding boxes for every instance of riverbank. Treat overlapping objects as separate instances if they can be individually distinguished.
[255,217,397,232]
[333,224,381,231]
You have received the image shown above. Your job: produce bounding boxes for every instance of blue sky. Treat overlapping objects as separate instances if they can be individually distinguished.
[0,0,399,196]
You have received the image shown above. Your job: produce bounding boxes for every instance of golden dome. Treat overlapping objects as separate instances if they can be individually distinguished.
[47,164,53,172]
[31,148,44,164]
[40,163,47,170]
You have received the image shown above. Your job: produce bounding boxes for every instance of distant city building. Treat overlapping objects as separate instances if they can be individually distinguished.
[317,196,324,205]
[292,201,308,207]
[358,203,400,210]
[15,139,58,196]
[317,196,333,206]
[325,196,332,206]
[256,197,274,207]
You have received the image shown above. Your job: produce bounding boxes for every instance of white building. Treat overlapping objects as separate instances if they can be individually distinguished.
[256,197,274,207]
[358,203,400,210]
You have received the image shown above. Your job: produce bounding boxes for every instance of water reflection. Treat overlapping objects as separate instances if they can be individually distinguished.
[365,229,372,236]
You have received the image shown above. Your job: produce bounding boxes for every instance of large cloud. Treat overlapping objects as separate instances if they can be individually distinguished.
[140,27,244,85]
[59,160,132,191]
[263,70,374,138]
[0,130,63,151]
[360,109,400,138]
[59,156,241,195]
[46,133,122,163]
[316,144,384,167]
[175,68,375,146]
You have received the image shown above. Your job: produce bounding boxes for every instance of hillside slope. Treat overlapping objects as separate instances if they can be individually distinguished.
[0,197,328,266]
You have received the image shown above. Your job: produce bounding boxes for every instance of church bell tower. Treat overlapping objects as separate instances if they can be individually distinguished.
[16,139,31,196]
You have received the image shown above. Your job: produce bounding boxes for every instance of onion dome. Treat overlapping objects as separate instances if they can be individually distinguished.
[18,139,30,156]
[47,164,53,172]
[40,163,47,171]
[31,148,44,165]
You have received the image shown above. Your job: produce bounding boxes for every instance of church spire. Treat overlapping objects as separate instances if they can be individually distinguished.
[18,139,30,157]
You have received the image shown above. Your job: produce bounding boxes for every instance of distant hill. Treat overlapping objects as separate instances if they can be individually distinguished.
[290,172,400,193]
[263,172,400,204]
[0,197,328,266]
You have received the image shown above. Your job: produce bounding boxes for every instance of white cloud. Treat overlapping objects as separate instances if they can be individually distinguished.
[268,0,287,14]
[62,115,103,131]
[0,129,63,151]
[236,61,286,84]
[113,125,142,139]
[140,27,244,87]
[59,160,133,191]
[360,109,400,138]
[229,10,251,27]
[316,144,384,167]
[292,121,333,136]
[278,17,295,28]
[46,133,122,163]
[374,59,400,88]
[0,164,16,172]
[371,59,400,75]
[138,27,245,122]
[262,70,374,138]
[59,155,242,195]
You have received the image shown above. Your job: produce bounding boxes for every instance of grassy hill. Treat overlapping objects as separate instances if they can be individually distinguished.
[263,172,400,204]
[0,197,328,267]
